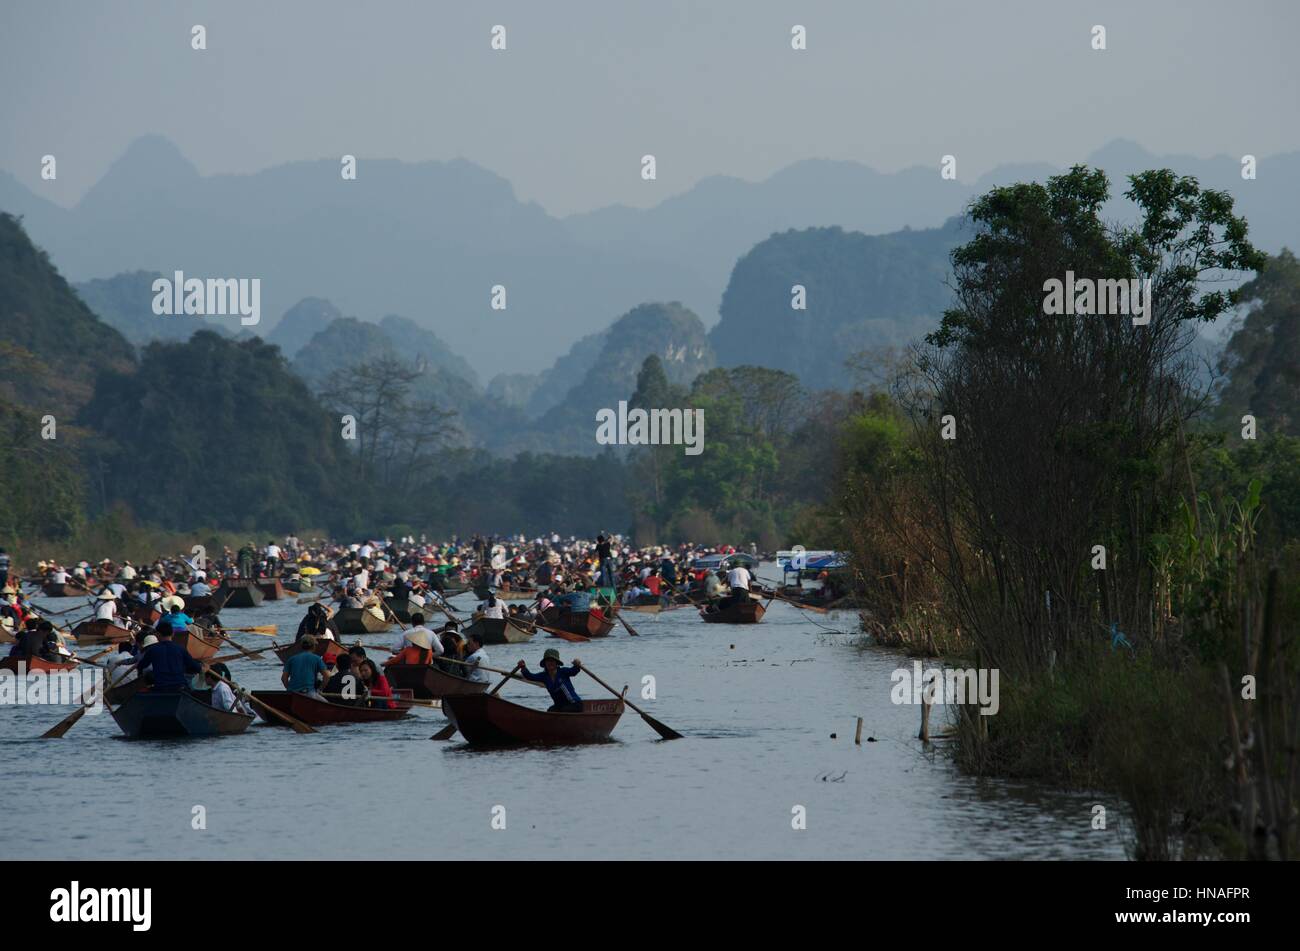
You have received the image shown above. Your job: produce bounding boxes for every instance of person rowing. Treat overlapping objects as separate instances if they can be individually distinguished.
[513,648,584,713]
[205,662,253,714]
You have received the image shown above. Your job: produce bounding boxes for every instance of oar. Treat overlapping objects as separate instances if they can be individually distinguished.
[41,680,109,738]
[205,628,269,661]
[205,667,316,734]
[595,591,639,636]
[754,582,832,614]
[221,625,279,635]
[430,662,519,740]
[580,665,682,740]
[510,612,590,642]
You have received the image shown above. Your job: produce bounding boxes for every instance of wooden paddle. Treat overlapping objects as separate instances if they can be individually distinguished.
[511,611,591,642]
[221,625,279,635]
[205,628,269,661]
[595,591,639,636]
[204,667,316,734]
[759,587,831,614]
[579,665,682,740]
[39,647,119,738]
[41,681,109,738]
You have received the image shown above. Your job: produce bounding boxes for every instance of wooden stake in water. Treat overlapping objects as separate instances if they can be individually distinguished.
[919,693,931,743]
[854,717,863,745]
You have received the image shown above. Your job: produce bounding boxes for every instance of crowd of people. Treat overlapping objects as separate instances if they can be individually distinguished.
[4,532,815,715]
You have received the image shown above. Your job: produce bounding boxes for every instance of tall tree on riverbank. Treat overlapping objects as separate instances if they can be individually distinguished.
[919,166,1264,671]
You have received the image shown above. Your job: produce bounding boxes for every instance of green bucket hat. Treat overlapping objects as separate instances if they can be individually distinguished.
[541,648,562,665]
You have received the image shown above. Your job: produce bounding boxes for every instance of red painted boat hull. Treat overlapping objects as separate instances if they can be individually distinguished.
[442,694,623,747]
[251,690,412,725]
[385,663,488,699]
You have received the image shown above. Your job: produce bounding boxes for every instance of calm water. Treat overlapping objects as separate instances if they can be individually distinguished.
[2,567,1127,860]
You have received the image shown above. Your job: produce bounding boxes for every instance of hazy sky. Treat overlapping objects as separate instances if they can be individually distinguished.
[2,0,1297,216]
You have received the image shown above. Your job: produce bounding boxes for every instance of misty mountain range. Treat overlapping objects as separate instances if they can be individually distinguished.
[3,136,1295,385]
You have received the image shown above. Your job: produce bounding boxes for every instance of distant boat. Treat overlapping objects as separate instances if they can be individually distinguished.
[220,579,264,608]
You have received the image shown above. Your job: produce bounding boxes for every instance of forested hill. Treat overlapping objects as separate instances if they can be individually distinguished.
[530,302,715,455]
[80,331,362,533]
[74,269,238,347]
[0,212,135,417]
[710,221,963,390]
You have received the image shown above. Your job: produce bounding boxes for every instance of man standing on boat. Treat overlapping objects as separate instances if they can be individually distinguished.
[514,648,584,713]
[595,534,615,589]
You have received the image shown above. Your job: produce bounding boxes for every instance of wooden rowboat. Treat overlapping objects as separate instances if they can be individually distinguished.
[110,689,254,738]
[41,581,91,598]
[442,693,624,747]
[181,590,229,615]
[335,607,390,636]
[699,596,767,624]
[70,618,135,645]
[539,606,615,638]
[274,637,347,666]
[257,578,287,601]
[463,616,534,645]
[383,596,429,623]
[220,579,264,608]
[105,675,146,706]
[120,600,162,625]
[0,655,78,673]
[384,663,487,700]
[174,627,220,662]
[251,689,413,725]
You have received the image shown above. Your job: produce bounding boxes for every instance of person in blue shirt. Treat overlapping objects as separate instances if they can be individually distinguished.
[554,587,592,613]
[282,634,328,698]
[157,599,193,636]
[132,626,203,692]
[514,648,584,713]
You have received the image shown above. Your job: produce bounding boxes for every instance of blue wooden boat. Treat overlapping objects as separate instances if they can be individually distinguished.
[110,689,254,738]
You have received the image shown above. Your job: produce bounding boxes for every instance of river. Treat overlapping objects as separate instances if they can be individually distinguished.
[1,567,1127,860]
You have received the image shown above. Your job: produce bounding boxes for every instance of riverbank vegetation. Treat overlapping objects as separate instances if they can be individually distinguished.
[833,166,1300,859]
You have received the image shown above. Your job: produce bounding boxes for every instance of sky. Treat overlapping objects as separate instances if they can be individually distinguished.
[1,0,1297,217]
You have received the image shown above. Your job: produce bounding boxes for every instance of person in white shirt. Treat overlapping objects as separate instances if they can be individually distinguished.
[352,568,370,591]
[94,591,118,621]
[118,562,137,581]
[206,664,253,715]
[726,564,753,593]
[51,567,69,585]
[478,593,507,620]
[463,633,490,683]
[106,581,127,599]
[392,614,443,657]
